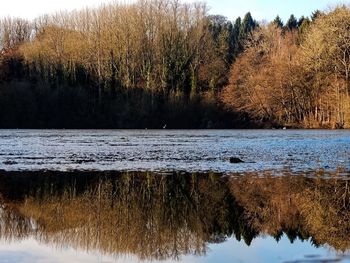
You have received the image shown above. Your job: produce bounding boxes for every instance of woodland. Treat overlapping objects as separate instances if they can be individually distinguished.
[0,0,349,128]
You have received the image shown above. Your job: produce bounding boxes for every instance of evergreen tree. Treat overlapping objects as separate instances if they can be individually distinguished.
[273,15,284,28]
[208,15,232,65]
[286,14,298,30]
[226,22,235,63]
[311,10,322,21]
[208,15,228,40]
[297,16,306,27]
[241,12,257,35]
[208,15,233,66]
[298,17,311,35]
[232,17,242,58]
[237,13,257,55]
[226,13,258,61]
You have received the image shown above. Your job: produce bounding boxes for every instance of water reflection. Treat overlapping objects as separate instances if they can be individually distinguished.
[0,171,349,261]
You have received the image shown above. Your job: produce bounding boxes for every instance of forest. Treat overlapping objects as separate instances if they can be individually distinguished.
[0,0,349,128]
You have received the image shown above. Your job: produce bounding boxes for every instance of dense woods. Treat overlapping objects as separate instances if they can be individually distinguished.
[0,0,349,128]
[222,7,350,128]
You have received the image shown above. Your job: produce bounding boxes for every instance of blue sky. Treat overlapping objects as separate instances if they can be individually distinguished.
[0,0,347,21]
[202,0,346,22]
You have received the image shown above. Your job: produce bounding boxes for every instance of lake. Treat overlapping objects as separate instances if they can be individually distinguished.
[0,130,349,173]
[0,130,349,263]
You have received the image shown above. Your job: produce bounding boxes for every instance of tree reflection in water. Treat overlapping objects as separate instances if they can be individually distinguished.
[0,170,349,260]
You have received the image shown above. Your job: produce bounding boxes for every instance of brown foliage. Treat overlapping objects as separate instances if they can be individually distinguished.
[222,6,350,128]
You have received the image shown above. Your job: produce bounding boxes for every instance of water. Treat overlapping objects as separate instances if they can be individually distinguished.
[0,130,349,263]
[0,171,349,263]
[0,130,349,173]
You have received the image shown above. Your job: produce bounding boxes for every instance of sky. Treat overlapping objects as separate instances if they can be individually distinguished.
[0,0,347,22]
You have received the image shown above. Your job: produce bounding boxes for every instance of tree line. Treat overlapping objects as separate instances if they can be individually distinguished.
[0,0,349,128]
[0,0,258,128]
[222,7,350,128]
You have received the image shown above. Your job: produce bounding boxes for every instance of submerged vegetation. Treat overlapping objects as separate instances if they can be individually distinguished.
[0,0,349,128]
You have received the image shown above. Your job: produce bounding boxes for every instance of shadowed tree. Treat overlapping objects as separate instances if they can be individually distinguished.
[273,15,283,28]
[286,14,298,31]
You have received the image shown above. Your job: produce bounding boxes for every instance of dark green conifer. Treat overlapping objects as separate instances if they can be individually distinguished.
[286,14,298,30]
[273,15,284,28]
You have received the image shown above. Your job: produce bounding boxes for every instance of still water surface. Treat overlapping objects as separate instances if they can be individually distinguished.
[0,130,349,263]
[0,171,349,263]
